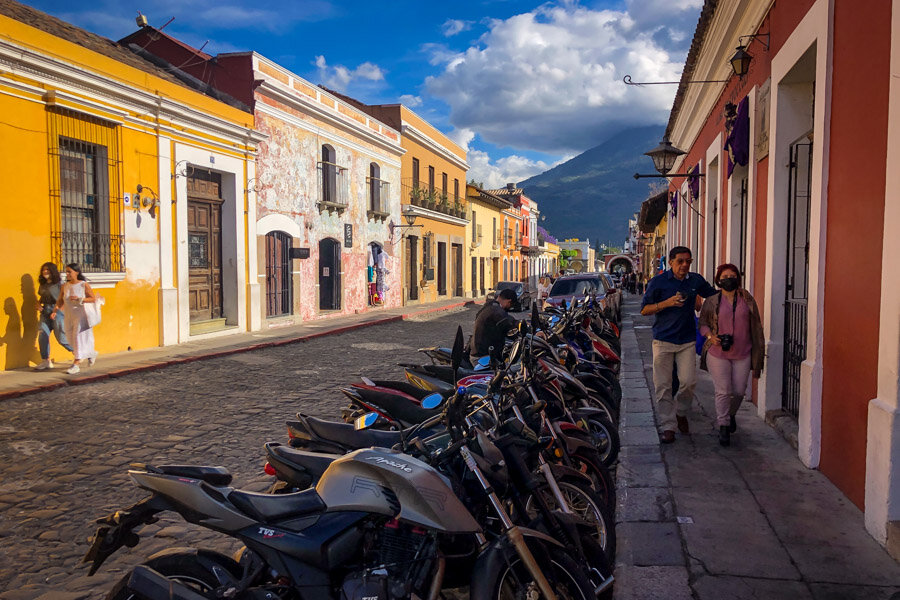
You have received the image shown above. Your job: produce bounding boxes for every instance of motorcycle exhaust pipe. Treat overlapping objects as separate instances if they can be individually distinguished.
[126,565,211,600]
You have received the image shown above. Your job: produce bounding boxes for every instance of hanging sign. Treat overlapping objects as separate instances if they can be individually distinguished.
[344,224,353,248]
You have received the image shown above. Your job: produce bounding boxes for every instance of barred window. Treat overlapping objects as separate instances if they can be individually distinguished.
[48,108,124,273]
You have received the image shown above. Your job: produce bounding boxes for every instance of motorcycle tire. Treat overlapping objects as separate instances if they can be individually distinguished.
[582,415,621,468]
[105,549,242,600]
[568,448,617,515]
[526,479,616,562]
[471,538,598,600]
[577,392,619,425]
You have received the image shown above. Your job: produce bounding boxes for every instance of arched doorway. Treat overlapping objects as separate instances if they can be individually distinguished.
[265,231,292,317]
[607,256,635,274]
[319,238,341,310]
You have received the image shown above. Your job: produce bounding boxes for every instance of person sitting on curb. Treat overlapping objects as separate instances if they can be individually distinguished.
[641,246,716,444]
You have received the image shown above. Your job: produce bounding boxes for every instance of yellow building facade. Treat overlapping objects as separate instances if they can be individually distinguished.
[0,4,262,370]
[465,185,514,297]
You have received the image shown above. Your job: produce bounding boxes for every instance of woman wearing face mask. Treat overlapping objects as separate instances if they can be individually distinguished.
[698,264,765,446]
[34,262,72,370]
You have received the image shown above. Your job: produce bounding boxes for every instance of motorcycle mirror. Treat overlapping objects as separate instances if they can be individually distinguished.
[451,325,465,384]
[421,393,444,410]
[354,412,379,430]
[530,303,541,333]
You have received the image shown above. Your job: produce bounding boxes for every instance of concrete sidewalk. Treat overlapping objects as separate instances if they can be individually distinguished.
[613,295,900,600]
[0,298,478,401]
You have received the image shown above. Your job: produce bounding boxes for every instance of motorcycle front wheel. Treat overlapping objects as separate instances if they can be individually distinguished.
[473,539,597,600]
[105,549,241,600]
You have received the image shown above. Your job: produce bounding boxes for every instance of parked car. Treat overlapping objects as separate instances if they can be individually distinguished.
[485,281,534,312]
[545,273,619,320]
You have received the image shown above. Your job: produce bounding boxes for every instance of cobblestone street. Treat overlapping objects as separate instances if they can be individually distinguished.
[0,305,479,599]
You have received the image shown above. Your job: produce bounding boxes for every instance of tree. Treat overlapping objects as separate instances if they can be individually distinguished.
[559,249,578,269]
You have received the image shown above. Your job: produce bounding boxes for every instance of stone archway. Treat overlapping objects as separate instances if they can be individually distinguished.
[606,254,636,273]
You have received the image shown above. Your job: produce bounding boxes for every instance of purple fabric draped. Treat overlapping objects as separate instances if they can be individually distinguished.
[670,190,678,218]
[688,165,700,203]
[725,96,750,177]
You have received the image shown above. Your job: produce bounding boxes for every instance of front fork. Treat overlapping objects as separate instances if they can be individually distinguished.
[460,446,557,600]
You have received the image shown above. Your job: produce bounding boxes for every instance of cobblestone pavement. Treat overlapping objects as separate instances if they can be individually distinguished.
[0,305,480,599]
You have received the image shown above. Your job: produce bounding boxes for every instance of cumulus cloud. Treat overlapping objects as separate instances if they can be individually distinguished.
[426,2,701,155]
[467,150,559,190]
[398,94,423,107]
[315,56,385,91]
[441,18,473,37]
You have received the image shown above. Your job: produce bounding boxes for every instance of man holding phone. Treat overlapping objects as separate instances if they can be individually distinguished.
[641,246,716,443]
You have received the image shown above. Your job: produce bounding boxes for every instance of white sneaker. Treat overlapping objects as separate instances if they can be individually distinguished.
[35,359,53,371]
[88,354,97,366]
[66,364,80,375]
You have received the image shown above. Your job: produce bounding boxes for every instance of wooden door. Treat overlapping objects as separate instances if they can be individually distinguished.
[265,231,292,316]
[187,194,223,323]
[407,236,418,301]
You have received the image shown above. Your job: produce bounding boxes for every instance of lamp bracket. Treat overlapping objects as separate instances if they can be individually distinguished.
[623,75,728,86]
[633,172,706,180]
[738,33,770,50]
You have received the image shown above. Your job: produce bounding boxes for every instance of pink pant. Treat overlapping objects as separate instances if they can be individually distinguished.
[706,353,751,426]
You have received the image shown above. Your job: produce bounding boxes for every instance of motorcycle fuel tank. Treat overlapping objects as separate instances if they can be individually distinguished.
[316,448,481,534]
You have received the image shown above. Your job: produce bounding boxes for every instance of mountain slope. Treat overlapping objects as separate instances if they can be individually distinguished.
[521,125,664,245]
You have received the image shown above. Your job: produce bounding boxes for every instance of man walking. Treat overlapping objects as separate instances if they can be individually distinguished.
[641,246,716,443]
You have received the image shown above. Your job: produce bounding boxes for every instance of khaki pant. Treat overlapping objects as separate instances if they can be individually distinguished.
[652,340,697,433]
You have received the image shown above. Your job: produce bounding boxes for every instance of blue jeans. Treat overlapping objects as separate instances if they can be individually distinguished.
[39,306,72,359]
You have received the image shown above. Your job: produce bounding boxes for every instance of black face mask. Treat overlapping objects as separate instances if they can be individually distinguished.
[718,277,739,292]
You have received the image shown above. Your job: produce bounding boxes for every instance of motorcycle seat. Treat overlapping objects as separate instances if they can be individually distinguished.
[304,416,404,450]
[156,465,232,487]
[228,487,325,523]
[267,443,338,479]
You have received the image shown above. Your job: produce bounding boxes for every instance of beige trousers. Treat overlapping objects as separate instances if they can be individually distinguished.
[652,340,697,433]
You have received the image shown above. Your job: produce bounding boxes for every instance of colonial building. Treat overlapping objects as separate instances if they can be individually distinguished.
[118,28,404,326]
[486,185,541,287]
[557,239,597,274]
[466,185,513,296]
[0,1,263,370]
[337,103,470,305]
[659,0,900,557]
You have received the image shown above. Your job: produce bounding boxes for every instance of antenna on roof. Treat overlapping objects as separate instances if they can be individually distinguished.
[159,16,175,31]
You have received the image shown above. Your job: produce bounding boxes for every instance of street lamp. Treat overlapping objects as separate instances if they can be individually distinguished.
[633,137,701,180]
[390,204,422,238]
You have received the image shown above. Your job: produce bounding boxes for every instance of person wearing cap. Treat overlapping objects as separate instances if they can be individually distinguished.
[471,288,517,364]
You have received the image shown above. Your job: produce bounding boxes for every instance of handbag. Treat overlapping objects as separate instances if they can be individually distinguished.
[84,297,103,328]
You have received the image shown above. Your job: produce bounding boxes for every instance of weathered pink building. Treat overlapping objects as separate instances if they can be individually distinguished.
[120,28,404,324]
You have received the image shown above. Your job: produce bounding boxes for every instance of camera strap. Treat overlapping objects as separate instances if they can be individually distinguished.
[714,291,739,335]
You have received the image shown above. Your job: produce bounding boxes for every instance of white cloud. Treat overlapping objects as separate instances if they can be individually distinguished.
[398,94,423,107]
[315,56,385,91]
[441,19,473,37]
[426,2,702,155]
[467,149,561,190]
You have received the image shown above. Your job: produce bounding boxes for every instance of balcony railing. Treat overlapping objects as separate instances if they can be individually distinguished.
[317,161,349,213]
[402,179,467,219]
[366,177,391,220]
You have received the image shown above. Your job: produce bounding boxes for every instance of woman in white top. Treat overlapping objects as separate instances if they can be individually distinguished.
[53,263,97,374]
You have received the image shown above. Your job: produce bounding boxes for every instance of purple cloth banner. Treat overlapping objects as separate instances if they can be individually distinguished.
[688,165,700,203]
[670,190,678,218]
[725,96,750,177]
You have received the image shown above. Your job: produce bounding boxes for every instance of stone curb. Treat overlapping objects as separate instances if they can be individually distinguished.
[0,300,476,401]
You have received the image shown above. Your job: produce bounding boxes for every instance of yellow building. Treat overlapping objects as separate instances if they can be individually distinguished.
[0,3,263,370]
[465,185,514,296]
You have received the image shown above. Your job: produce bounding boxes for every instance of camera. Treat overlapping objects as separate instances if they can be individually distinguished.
[718,334,734,352]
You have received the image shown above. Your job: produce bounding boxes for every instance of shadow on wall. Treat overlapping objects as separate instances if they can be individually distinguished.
[0,274,41,370]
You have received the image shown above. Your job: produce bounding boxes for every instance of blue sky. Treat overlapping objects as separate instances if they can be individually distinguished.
[24,0,702,187]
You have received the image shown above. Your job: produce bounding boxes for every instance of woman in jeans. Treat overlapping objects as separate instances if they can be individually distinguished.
[34,262,72,370]
[698,264,765,446]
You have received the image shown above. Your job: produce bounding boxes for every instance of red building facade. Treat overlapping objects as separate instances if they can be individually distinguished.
[662,0,900,557]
